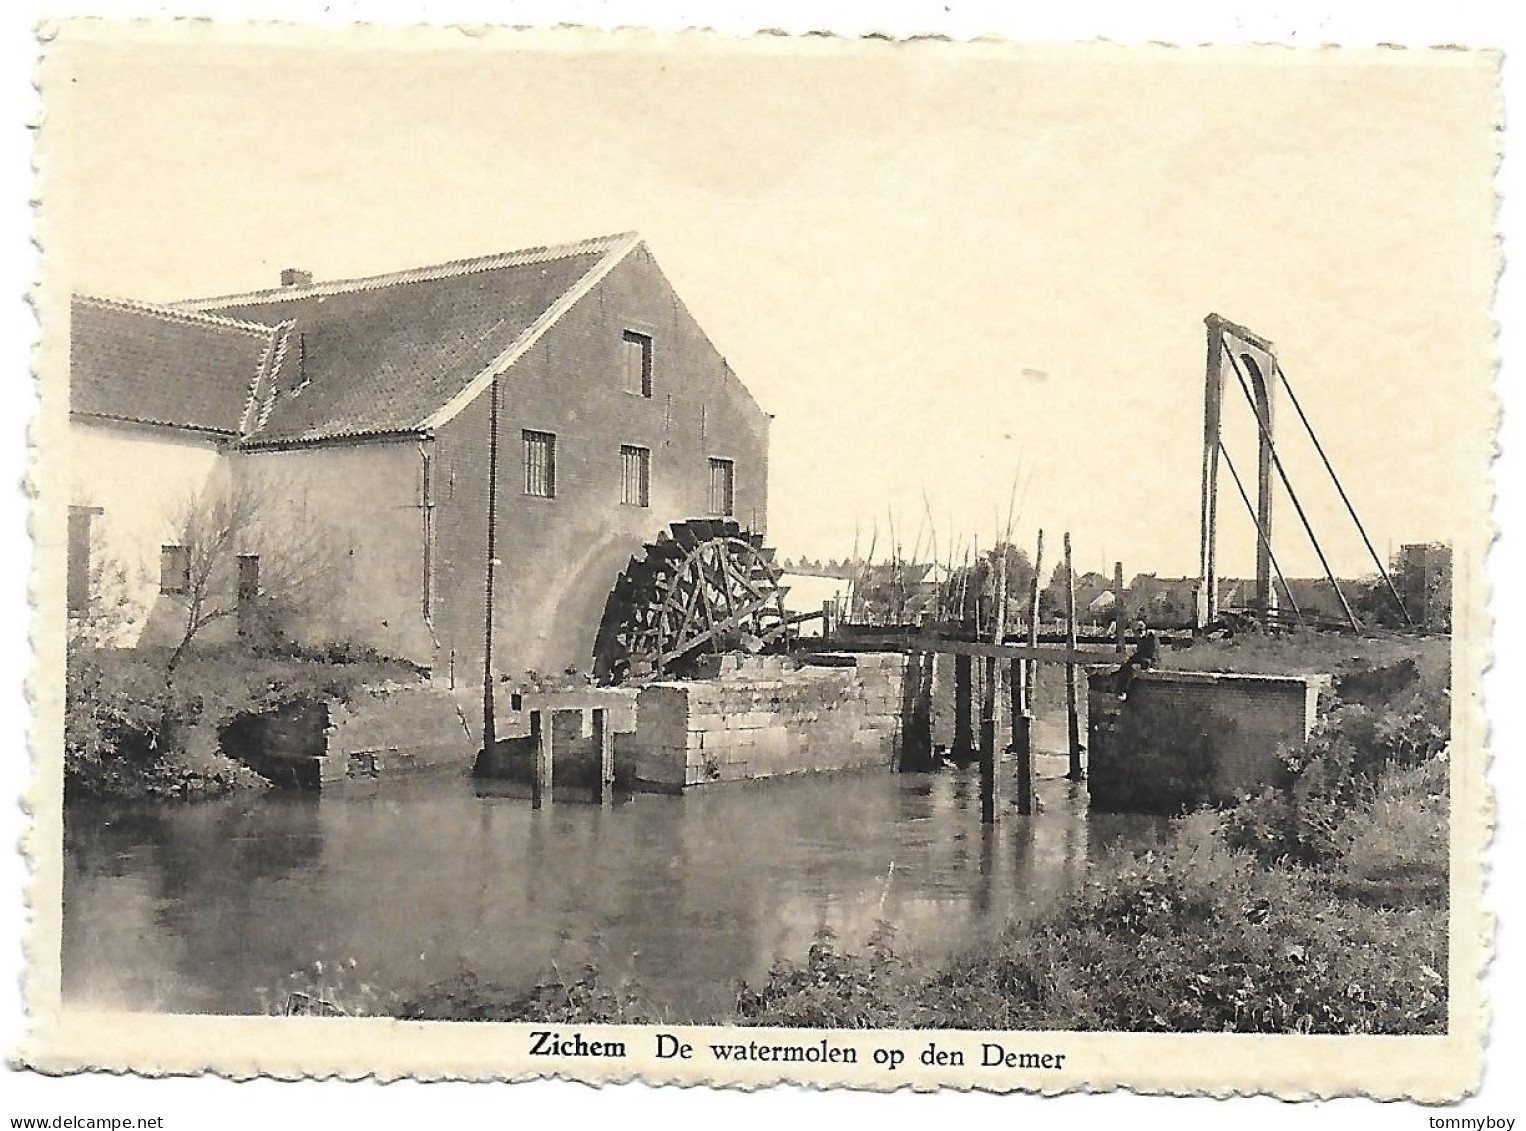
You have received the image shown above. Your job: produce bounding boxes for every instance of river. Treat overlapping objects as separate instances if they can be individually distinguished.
[62,754,1168,1022]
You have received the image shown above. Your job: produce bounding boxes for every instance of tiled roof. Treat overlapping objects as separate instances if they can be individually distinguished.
[70,295,281,435]
[179,232,641,445]
[72,233,642,446]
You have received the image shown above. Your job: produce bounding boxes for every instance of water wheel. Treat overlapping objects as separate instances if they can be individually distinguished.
[593,519,792,683]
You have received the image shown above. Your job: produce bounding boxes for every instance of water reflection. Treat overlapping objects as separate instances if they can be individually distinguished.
[63,757,1166,1022]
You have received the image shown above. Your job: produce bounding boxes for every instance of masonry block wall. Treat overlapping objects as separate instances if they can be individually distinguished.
[620,653,908,790]
[221,684,476,788]
[319,684,476,783]
[1086,668,1328,807]
[432,244,770,690]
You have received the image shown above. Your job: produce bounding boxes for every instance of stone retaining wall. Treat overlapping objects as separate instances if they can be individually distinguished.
[620,653,908,790]
[318,683,477,785]
[222,683,477,789]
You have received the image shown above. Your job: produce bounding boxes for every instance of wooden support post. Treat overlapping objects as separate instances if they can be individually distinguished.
[953,653,975,764]
[1009,657,1023,749]
[1064,532,1082,781]
[529,710,543,808]
[532,709,554,809]
[1025,531,1044,715]
[594,707,613,806]
[980,657,997,761]
[903,651,935,771]
[1015,710,1033,816]
[1114,560,1127,654]
[1200,317,1225,627]
[979,657,997,823]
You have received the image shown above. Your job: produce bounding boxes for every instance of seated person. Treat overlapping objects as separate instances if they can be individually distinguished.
[1115,620,1160,699]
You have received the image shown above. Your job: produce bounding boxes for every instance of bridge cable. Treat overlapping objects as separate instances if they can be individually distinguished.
[1223,342,1362,632]
[1217,442,1307,627]
[1273,362,1414,627]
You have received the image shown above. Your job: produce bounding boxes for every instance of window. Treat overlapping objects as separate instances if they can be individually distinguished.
[159,544,190,596]
[709,458,735,517]
[622,330,653,397]
[523,430,556,498]
[237,554,260,603]
[620,445,650,507]
[236,554,261,629]
[67,506,100,615]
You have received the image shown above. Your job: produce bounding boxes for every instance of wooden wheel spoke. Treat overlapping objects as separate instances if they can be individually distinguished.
[598,521,793,679]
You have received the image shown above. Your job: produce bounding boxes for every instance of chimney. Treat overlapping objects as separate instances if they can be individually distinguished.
[280,267,313,288]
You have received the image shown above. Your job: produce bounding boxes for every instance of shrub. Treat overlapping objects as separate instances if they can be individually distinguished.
[1091,698,1230,814]
[735,922,908,1029]
[398,964,659,1025]
[258,957,400,1018]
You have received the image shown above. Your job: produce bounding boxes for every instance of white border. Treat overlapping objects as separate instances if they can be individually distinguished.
[4,3,1521,1127]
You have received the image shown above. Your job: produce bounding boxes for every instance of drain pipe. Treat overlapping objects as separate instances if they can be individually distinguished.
[482,376,501,761]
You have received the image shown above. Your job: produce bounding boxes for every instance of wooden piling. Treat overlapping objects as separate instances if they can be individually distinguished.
[1114,561,1127,654]
[980,657,997,761]
[1009,657,1023,749]
[1025,530,1044,714]
[953,653,975,764]
[902,651,935,771]
[532,709,554,809]
[1064,532,1082,781]
[979,659,997,823]
[595,707,613,806]
[1015,710,1033,816]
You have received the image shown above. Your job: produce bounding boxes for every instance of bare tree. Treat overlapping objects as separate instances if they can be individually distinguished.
[163,467,341,671]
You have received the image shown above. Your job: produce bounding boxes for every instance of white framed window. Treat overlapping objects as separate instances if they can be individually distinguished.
[159,544,190,595]
[622,330,653,397]
[620,445,650,507]
[708,458,735,517]
[523,430,556,498]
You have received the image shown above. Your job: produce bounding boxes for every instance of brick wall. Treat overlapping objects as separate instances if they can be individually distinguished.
[620,653,907,790]
[1086,668,1328,807]
[431,244,771,689]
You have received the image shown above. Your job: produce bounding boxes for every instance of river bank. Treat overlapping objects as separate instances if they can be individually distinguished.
[64,643,424,801]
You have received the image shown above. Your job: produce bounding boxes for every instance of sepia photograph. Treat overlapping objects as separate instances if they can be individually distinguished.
[13,14,1507,1101]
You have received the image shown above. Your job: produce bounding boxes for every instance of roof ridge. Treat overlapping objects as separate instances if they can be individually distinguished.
[173,231,643,312]
[74,292,279,336]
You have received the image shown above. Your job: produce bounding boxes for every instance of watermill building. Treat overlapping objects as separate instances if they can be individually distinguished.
[67,232,772,687]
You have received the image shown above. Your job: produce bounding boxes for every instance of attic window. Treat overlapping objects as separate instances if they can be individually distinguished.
[622,331,653,397]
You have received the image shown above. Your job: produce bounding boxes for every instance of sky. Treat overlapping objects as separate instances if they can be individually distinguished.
[45,28,1500,580]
